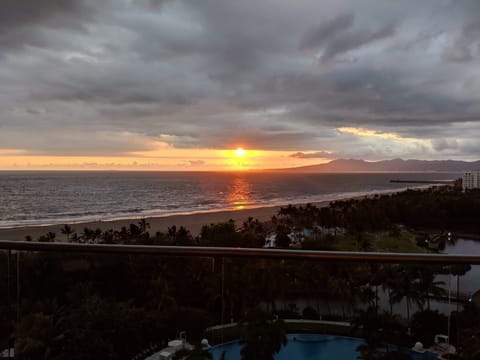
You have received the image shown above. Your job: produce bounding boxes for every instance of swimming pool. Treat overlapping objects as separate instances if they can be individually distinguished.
[210,334,438,360]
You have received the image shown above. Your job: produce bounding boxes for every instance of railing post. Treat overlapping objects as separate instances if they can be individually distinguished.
[221,256,225,344]
[6,250,11,358]
[7,250,11,311]
[16,250,20,322]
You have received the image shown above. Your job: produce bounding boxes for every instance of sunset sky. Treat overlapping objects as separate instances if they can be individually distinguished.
[1,0,480,170]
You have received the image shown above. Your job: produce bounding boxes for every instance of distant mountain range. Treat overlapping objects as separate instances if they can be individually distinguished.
[279,158,480,172]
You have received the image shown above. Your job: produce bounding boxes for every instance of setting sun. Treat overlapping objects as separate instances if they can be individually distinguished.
[234,147,247,157]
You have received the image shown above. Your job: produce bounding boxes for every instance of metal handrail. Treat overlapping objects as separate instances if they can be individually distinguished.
[0,240,479,264]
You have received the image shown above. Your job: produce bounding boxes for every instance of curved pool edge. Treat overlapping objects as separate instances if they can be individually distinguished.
[209,333,439,360]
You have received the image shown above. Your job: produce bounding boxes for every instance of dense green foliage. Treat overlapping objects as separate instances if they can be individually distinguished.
[278,186,480,235]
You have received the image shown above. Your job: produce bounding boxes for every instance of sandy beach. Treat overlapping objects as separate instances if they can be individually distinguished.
[0,201,331,241]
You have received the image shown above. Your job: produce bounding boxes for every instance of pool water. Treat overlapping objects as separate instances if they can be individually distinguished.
[210,334,437,360]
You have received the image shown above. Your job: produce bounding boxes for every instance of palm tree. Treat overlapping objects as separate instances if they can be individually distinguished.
[368,264,386,311]
[70,232,80,243]
[81,227,94,243]
[46,231,56,242]
[390,266,425,320]
[138,218,150,237]
[177,226,192,245]
[327,275,355,319]
[417,267,445,310]
[168,225,177,243]
[448,264,471,312]
[60,224,73,241]
[93,228,102,243]
[240,308,287,360]
[381,266,399,315]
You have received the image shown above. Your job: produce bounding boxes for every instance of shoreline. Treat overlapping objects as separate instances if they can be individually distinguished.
[0,203,291,241]
[0,187,409,230]
[0,187,430,241]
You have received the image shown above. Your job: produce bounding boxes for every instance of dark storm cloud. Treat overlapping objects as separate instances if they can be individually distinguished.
[0,0,93,50]
[236,66,477,135]
[443,22,480,63]
[136,0,172,9]
[0,0,89,30]
[1,0,480,160]
[441,1,480,63]
[319,23,396,62]
[300,13,355,51]
[299,11,397,62]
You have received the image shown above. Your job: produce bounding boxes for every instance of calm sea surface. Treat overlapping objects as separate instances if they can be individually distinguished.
[0,171,459,228]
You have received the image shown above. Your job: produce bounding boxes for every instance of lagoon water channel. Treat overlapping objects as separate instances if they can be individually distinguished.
[271,238,480,319]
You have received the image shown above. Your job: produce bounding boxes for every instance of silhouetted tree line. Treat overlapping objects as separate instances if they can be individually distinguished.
[277,186,480,235]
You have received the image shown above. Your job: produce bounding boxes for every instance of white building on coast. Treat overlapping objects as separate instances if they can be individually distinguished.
[462,171,480,191]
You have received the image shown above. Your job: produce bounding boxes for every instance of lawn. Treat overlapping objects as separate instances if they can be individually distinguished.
[331,230,425,253]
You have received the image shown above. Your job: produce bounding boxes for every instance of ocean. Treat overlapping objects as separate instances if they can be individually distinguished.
[0,171,459,228]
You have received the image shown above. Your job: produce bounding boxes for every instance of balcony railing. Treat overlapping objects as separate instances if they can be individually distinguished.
[1,240,479,359]
[1,240,479,263]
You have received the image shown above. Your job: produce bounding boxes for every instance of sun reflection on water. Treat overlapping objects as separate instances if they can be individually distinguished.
[226,176,253,210]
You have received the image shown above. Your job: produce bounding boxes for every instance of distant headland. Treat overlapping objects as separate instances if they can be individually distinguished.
[273,158,480,173]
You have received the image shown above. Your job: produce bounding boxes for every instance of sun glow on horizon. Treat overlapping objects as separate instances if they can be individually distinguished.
[226,147,250,170]
[0,146,326,171]
[234,147,247,157]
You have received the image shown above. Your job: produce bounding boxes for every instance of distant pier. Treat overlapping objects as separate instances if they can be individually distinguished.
[389,179,455,184]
